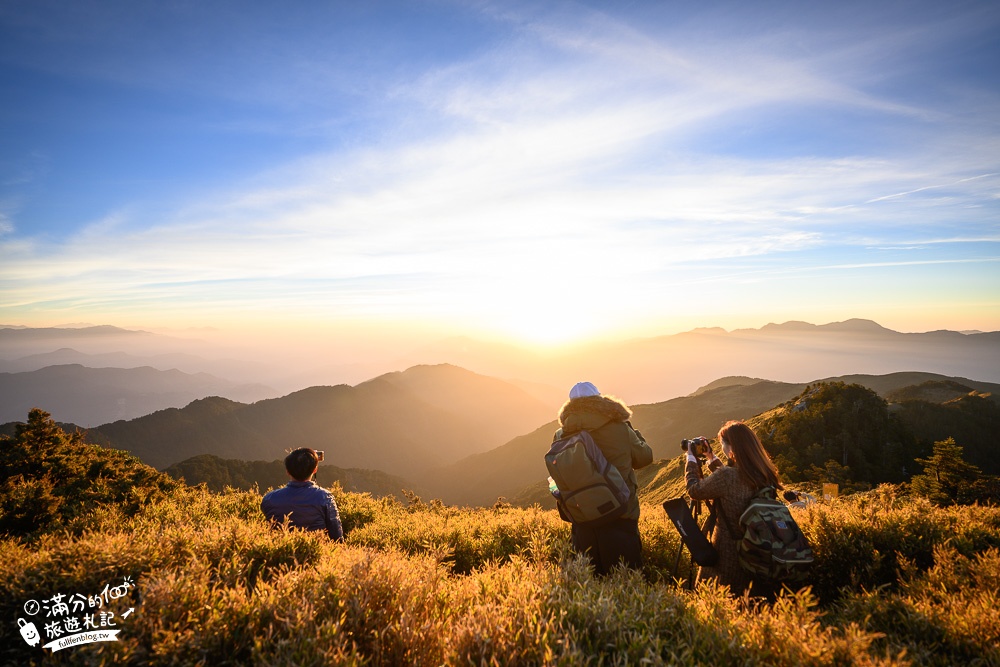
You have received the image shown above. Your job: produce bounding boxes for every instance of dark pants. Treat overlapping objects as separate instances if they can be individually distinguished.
[571,518,643,576]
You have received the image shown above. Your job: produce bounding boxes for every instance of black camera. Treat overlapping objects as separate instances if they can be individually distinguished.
[680,437,710,458]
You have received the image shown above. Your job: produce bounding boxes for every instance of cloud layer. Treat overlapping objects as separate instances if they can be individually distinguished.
[1,0,998,342]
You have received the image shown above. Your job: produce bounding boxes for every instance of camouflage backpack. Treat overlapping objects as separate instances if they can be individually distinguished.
[724,486,814,582]
[545,430,630,527]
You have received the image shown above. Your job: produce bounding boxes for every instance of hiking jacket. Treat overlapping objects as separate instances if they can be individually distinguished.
[261,480,344,540]
[554,394,654,521]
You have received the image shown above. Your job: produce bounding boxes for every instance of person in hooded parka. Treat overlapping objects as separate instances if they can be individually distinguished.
[554,381,653,575]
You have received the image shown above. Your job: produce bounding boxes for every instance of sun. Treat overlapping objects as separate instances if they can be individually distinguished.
[451,253,624,350]
[491,302,605,350]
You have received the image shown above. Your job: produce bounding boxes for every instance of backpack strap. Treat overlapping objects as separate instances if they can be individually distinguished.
[714,499,742,541]
[703,501,718,536]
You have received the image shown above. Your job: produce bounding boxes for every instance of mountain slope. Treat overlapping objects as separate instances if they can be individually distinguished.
[363,363,554,453]
[92,364,557,473]
[890,392,1000,475]
[818,372,1000,402]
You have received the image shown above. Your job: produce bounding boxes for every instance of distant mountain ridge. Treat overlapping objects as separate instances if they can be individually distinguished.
[0,324,149,338]
[90,364,554,473]
[752,318,894,334]
[886,380,979,404]
[4,319,997,405]
[403,319,1000,403]
[0,325,154,356]
[0,364,278,426]
[1,347,215,374]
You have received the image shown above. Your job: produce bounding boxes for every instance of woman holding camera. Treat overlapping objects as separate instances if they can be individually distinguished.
[685,420,782,595]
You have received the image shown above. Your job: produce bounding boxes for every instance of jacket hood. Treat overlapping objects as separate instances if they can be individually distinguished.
[558,394,632,427]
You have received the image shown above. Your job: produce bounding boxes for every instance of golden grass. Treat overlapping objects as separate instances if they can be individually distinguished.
[2,484,997,666]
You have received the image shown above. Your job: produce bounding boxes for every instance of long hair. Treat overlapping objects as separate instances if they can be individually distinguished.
[718,420,781,490]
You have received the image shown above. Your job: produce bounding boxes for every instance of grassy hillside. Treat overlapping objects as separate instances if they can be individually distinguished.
[885,379,982,403]
[2,473,998,664]
[3,416,999,665]
[0,409,181,539]
[746,381,1000,489]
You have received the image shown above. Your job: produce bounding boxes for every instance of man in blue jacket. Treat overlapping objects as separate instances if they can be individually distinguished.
[261,448,343,541]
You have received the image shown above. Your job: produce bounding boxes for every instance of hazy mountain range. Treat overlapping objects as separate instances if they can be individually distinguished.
[3,320,999,406]
[3,319,998,506]
[88,364,553,472]
[0,327,294,387]
[63,367,997,507]
[0,365,278,426]
[86,368,998,513]
[401,319,1000,403]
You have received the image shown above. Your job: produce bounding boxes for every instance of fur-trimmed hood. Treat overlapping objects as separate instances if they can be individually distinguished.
[558,394,632,428]
[553,393,652,522]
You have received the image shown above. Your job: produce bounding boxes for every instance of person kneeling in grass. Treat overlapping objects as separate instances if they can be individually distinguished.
[261,447,343,541]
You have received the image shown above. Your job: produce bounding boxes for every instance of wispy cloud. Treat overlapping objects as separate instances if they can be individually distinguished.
[865,173,1000,204]
[1,1,998,337]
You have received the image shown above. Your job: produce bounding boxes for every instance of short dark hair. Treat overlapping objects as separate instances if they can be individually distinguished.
[285,448,319,481]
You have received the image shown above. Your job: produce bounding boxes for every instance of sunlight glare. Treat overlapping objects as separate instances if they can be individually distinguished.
[493,304,605,348]
[471,260,619,349]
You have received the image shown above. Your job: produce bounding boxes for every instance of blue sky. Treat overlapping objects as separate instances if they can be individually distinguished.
[1,0,998,347]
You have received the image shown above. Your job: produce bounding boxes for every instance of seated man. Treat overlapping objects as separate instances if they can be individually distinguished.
[261,448,343,541]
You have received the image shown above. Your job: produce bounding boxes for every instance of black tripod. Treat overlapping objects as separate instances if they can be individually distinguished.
[664,458,720,589]
[670,498,720,589]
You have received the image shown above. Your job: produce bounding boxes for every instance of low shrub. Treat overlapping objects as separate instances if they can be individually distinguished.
[2,477,999,664]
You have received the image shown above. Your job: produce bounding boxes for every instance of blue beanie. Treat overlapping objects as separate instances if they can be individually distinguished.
[569,381,600,399]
